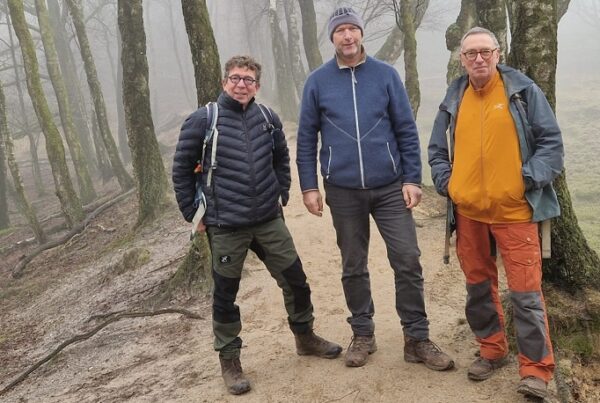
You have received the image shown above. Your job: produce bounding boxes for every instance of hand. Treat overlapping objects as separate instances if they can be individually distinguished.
[196,219,206,233]
[402,184,422,209]
[302,190,323,217]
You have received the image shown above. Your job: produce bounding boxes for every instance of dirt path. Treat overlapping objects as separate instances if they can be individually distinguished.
[0,140,558,402]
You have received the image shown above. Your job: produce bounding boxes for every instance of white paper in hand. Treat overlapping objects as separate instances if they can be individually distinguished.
[190,192,206,239]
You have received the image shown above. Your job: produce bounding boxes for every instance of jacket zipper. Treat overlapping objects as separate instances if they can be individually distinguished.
[350,67,365,188]
[326,146,332,179]
[243,110,257,221]
[386,142,397,174]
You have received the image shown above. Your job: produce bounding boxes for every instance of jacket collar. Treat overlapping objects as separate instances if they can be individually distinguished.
[441,64,534,114]
[218,91,256,112]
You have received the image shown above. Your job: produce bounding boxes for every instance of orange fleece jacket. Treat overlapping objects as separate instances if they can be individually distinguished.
[448,71,532,223]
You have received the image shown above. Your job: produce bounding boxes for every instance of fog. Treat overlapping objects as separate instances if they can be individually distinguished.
[1,0,598,245]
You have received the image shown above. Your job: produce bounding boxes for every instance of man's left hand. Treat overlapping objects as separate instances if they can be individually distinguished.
[402,184,422,209]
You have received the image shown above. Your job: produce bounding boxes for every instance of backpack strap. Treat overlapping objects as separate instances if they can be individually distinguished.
[257,103,275,150]
[202,102,219,188]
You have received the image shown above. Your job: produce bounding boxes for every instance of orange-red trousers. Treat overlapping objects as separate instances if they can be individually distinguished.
[455,213,555,382]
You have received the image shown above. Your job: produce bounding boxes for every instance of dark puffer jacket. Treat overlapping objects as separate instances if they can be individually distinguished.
[172,92,290,228]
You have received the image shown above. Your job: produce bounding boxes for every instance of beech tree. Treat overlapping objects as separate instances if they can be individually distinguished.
[7,0,84,228]
[117,0,167,226]
[34,0,96,204]
[64,0,134,191]
[0,81,45,242]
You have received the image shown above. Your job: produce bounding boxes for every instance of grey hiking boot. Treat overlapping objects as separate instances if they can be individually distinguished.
[517,376,547,399]
[219,356,251,395]
[295,330,343,359]
[467,355,509,381]
[345,335,377,367]
[404,337,454,371]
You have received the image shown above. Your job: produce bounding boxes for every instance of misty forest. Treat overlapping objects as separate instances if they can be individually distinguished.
[0,0,599,401]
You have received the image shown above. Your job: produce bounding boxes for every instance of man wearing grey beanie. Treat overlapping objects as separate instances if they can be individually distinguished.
[297,7,454,371]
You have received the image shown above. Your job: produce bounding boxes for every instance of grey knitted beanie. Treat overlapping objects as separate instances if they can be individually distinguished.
[327,7,364,41]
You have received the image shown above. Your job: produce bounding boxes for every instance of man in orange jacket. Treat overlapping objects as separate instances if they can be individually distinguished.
[428,27,564,399]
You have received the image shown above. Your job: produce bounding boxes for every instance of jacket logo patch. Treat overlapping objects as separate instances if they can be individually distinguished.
[219,255,231,264]
[493,103,505,110]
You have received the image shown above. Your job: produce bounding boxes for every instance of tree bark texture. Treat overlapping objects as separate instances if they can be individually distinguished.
[507,0,599,289]
[117,0,167,227]
[115,26,131,165]
[282,0,307,98]
[0,83,8,229]
[474,0,507,60]
[400,0,420,116]
[34,0,96,204]
[7,0,84,228]
[65,0,134,191]
[0,81,46,241]
[298,0,323,71]
[47,0,97,175]
[180,0,221,107]
[375,0,429,65]
[268,2,298,122]
[5,1,44,195]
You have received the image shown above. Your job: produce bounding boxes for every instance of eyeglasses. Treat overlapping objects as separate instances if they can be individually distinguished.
[227,75,257,86]
[461,48,497,61]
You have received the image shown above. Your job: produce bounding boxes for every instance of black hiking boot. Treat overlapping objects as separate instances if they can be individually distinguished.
[219,356,251,395]
[295,330,343,359]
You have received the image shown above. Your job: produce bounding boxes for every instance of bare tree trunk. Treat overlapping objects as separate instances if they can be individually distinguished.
[166,2,195,110]
[118,0,167,227]
[90,107,113,182]
[34,0,96,204]
[507,0,597,289]
[0,83,8,229]
[268,0,298,122]
[0,81,46,241]
[298,0,323,71]
[65,0,134,191]
[114,26,131,164]
[7,0,84,227]
[282,0,307,98]
[399,0,420,116]
[374,1,429,65]
[47,0,97,175]
[180,0,221,107]
[4,1,44,196]
[144,0,160,119]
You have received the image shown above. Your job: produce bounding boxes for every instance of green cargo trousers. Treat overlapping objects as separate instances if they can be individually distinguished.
[207,217,315,359]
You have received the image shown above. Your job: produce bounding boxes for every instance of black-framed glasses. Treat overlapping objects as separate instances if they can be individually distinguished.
[462,48,497,61]
[227,75,257,86]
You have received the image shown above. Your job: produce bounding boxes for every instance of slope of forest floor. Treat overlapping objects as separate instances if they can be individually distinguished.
[0,126,598,402]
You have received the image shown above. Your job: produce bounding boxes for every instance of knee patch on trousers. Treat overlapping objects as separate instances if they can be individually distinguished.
[281,257,312,314]
[511,291,549,362]
[212,269,241,323]
[466,280,501,338]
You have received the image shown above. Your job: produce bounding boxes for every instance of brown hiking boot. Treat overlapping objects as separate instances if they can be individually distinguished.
[517,376,547,399]
[219,356,251,395]
[467,355,509,381]
[345,335,377,367]
[295,330,342,359]
[404,337,454,371]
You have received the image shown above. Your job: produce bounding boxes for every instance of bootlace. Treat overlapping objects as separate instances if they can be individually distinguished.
[418,339,443,355]
[348,335,371,351]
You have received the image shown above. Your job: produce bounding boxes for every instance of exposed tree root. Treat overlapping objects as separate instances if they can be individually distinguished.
[11,189,135,278]
[0,308,204,396]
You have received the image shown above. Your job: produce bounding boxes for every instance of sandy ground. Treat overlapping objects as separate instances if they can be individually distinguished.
[0,137,560,403]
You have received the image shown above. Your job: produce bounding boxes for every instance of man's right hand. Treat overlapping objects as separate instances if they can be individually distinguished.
[302,190,323,217]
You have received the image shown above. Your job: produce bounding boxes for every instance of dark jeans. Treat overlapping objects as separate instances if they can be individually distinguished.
[324,180,429,339]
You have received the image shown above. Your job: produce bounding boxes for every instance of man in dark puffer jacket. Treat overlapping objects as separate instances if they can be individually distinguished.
[172,55,341,396]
